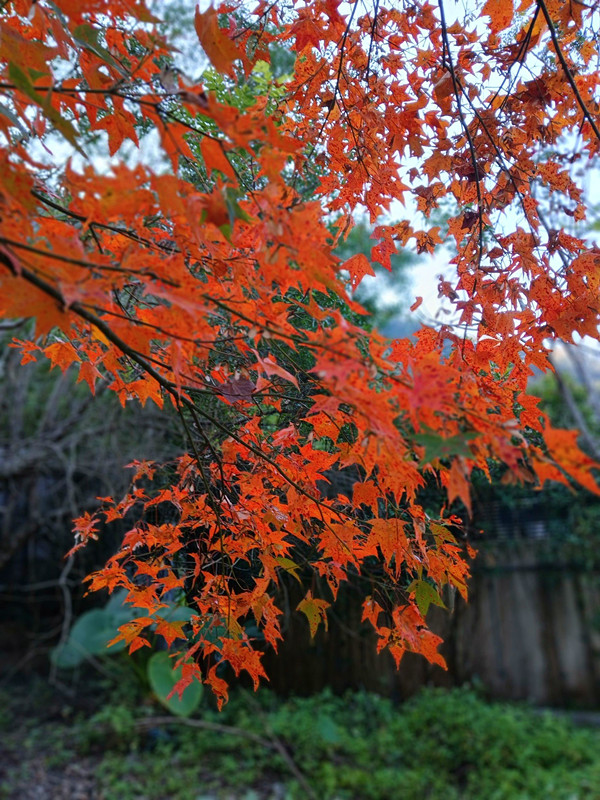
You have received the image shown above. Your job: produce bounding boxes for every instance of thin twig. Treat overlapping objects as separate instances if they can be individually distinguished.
[135,712,315,794]
[135,715,272,747]
[438,0,484,267]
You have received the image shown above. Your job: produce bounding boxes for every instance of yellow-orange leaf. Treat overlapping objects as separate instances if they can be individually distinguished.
[297,592,329,638]
[483,0,514,33]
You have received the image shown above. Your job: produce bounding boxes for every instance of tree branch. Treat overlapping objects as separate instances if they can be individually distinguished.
[538,0,600,143]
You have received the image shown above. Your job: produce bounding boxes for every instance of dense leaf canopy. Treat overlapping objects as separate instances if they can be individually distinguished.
[1,0,599,704]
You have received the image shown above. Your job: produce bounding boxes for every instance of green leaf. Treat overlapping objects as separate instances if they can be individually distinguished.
[252,60,272,80]
[8,63,85,156]
[50,640,86,669]
[104,589,147,627]
[274,556,302,583]
[104,588,130,616]
[147,652,203,717]
[195,619,228,644]
[218,222,232,241]
[408,580,446,617]
[51,593,196,669]
[72,24,128,77]
[225,188,251,224]
[72,608,129,655]
[51,608,127,668]
[105,589,194,625]
[8,63,43,104]
[317,714,341,745]
[161,605,196,623]
[413,428,478,465]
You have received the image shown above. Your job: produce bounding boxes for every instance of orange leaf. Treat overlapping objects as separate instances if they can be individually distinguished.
[343,253,375,290]
[194,6,240,76]
[154,618,188,648]
[77,360,102,394]
[445,459,472,516]
[44,340,80,372]
[254,352,299,388]
[93,109,139,156]
[201,136,236,180]
[483,0,514,33]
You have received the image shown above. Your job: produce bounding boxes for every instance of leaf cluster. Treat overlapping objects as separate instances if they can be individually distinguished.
[1,0,600,702]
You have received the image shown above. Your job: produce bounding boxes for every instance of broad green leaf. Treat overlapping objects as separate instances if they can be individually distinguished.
[51,593,196,669]
[51,608,127,668]
[50,640,86,669]
[196,618,228,644]
[147,652,203,717]
[161,605,196,623]
[72,608,129,655]
[104,588,130,613]
[104,589,148,627]
[105,589,193,626]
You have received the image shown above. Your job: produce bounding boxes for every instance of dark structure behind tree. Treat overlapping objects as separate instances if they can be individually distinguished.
[0,331,183,676]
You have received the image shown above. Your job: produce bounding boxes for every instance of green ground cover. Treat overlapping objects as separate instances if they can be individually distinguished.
[2,678,600,799]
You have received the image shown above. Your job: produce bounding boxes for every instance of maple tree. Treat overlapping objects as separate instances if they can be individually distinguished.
[1,0,600,706]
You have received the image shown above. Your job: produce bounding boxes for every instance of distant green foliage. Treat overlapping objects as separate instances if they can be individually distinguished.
[534,372,600,440]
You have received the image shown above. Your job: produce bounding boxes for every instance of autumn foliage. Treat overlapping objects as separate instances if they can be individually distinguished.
[1,0,599,705]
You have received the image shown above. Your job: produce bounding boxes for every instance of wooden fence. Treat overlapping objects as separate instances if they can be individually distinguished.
[264,540,600,708]
[445,542,600,706]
